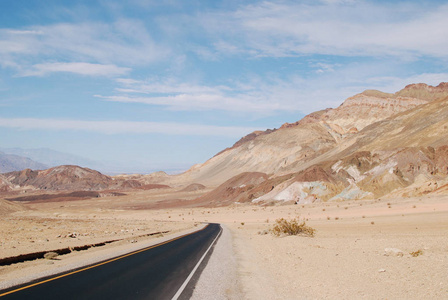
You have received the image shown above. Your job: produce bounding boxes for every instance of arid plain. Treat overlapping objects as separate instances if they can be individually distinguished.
[1,187,447,299]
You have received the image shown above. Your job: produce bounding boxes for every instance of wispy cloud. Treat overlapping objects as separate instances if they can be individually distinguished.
[0,118,259,137]
[97,93,283,112]
[98,78,292,113]
[20,62,130,77]
[0,19,168,71]
[198,1,448,59]
[104,66,448,116]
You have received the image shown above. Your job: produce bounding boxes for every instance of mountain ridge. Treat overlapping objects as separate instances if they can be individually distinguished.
[172,82,448,187]
[2,82,448,206]
[0,152,48,173]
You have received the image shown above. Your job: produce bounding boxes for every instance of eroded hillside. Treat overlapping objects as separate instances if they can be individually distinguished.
[190,83,448,205]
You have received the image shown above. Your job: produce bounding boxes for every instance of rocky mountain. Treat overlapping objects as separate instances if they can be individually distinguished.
[0,165,168,192]
[180,82,448,204]
[174,83,447,186]
[0,152,48,173]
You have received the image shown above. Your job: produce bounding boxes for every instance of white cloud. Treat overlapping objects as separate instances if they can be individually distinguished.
[114,79,229,94]
[20,62,131,77]
[104,68,448,116]
[0,118,259,137]
[201,1,448,59]
[96,93,283,112]
[0,20,168,71]
[98,78,291,113]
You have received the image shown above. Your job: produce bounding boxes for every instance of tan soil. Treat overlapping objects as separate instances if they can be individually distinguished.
[1,189,447,299]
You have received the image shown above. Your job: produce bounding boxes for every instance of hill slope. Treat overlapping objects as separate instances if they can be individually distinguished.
[0,165,156,192]
[176,83,448,187]
[186,83,448,204]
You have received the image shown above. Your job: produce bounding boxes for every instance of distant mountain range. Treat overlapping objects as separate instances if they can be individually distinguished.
[0,148,188,175]
[0,151,48,173]
[0,147,101,170]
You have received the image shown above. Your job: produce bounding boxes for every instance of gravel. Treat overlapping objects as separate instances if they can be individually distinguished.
[191,224,243,300]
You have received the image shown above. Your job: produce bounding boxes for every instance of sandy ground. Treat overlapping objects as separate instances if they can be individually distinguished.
[1,190,447,299]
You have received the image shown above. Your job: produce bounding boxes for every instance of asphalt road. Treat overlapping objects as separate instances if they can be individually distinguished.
[0,223,222,300]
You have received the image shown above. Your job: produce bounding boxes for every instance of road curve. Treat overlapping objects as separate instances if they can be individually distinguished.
[0,223,222,300]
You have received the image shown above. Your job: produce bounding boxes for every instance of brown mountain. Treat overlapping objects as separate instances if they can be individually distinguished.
[1,165,149,192]
[173,83,447,186]
[182,82,448,204]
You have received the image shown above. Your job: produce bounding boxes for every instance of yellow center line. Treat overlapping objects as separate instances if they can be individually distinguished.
[0,224,209,297]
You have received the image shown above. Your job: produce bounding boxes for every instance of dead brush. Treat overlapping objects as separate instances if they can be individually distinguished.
[270,217,315,237]
[410,249,423,257]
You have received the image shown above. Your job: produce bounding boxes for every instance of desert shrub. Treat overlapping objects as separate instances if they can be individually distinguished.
[270,217,315,237]
[410,249,423,257]
[44,252,59,260]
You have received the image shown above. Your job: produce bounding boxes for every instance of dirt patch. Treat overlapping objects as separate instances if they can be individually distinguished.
[137,184,171,190]
[179,183,206,192]
[0,199,28,215]
[5,191,125,203]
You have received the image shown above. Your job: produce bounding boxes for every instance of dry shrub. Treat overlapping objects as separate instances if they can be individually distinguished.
[270,217,315,237]
[410,249,423,257]
[44,252,59,260]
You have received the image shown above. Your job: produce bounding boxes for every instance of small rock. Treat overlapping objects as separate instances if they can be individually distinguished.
[378,269,386,273]
[384,248,404,257]
[67,232,78,238]
[44,252,59,260]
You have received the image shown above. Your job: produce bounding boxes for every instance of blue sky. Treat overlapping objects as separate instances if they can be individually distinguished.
[1,0,448,173]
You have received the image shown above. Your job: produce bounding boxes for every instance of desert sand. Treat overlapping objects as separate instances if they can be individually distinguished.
[1,189,447,299]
